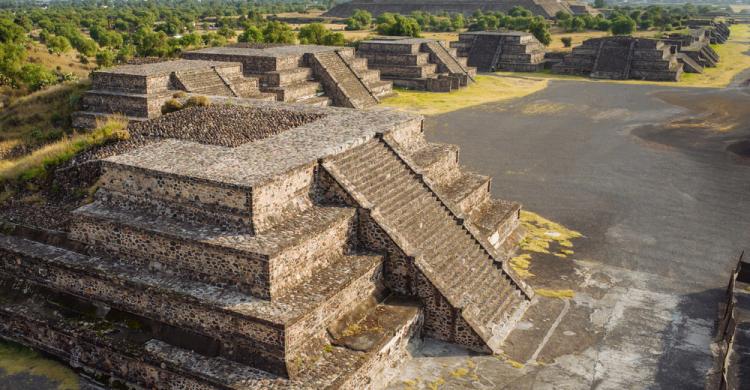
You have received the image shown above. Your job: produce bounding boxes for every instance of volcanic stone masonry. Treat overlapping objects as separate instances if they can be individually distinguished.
[71,59,277,128]
[324,0,596,18]
[450,31,546,72]
[357,37,477,92]
[552,36,683,81]
[662,28,721,74]
[686,19,731,44]
[73,45,394,127]
[183,45,393,109]
[0,100,535,389]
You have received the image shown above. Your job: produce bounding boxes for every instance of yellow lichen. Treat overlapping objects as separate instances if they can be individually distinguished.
[403,378,420,390]
[535,289,575,299]
[450,367,469,378]
[427,377,445,390]
[519,210,582,258]
[510,253,534,279]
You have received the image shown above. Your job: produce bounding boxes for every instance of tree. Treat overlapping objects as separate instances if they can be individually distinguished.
[570,16,586,32]
[298,23,345,46]
[19,64,58,91]
[346,9,372,31]
[529,18,551,45]
[377,14,421,37]
[561,36,572,47]
[509,6,532,17]
[46,35,71,54]
[238,26,263,43]
[262,21,296,44]
[555,11,572,20]
[217,25,236,39]
[593,0,606,9]
[95,49,116,68]
[610,16,636,35]
[451,14,465,30]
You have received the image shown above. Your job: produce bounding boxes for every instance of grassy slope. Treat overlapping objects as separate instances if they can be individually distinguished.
[380,74,548,116]
[26,42,96,79]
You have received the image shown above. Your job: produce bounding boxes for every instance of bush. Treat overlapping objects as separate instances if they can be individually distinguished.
[95,50,116,68]
[611,16,636,35]
[19,64,58,91]
[172,91,187,98]
[186,95,210,107]
[161,98,183,114]
[377,14,421,37]
[298,23,345,46]
[238,26,263,43]
[262,21,296,44]
[46,35,71,54]
[346,9,372,31]
[561,37,572,47]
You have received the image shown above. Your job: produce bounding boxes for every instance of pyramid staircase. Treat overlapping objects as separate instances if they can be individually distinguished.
[310,51,379,109]
[1,106,531,388]
[468,34,504,71]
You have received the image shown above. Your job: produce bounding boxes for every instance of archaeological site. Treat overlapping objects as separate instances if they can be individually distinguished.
[1,98,535,388]
[324,0,596,18]
[450,31,546,72]
[357,37,476,92]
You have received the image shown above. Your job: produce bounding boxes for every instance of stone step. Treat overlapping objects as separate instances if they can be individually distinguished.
[323,139,530,353]
[467,199,523,260]
[358,52,431,66]
[298,95,331,107]
[263,80,322,102]
[98,146,318,234]
[310,51,377,109]
[368,80,395,98]
[70,201,357,300]
[433,169,491,216]
[328,294,421,353]
[256,67,313,87]
[408,142,460,183]
[371,64,437,79]
[0,233,384,377]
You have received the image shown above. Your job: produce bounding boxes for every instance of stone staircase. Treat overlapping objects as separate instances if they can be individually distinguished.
[322,137,531,353]
[174,68,236,96]
[468,34,504,71]
[423,40,475,86]
[310,51,379,109]
[2,104,534,388]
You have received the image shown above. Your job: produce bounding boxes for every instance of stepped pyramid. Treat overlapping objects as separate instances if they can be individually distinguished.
[0,102,533,389]
[72,59,277,128]
[357,37,477,92]
[450,31,546,72]
[552,36,683,81]
[183,45,393,109]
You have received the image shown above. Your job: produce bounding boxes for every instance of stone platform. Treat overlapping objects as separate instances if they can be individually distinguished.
[324,0,590,18]
[357,37,477,92]
[72,59,276,128]
[182,45,393,109]
[663,28,721,74]
[1,101,533,389]
[450,31,546,72]
[552,36,683,81]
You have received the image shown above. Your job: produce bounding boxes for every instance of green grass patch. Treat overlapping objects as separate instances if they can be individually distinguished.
[380,75,548,116]
[0,340,79,390]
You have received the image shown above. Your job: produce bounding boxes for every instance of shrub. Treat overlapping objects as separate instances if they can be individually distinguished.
[19,64,58,91]
[161,98,183,114]
[611,16,636,35]
[172,91,187,98]
[238,26,263,43]
[561,37,572,47]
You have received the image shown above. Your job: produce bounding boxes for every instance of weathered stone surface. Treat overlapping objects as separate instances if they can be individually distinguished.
[451,31,546,72]
[324,0,591,18]
[2,100,531,388]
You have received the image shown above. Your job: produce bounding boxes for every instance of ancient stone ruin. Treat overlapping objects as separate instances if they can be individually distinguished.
[552,36,683,81]
[357,37,477,92]
[0,101,533,389]
[324,0,592,18]
[686,19,731,44]
[71,59,276,128]
[663,29,721,74]
[183,45,392,109]
[73,45,393,128]
[450,31,546,72]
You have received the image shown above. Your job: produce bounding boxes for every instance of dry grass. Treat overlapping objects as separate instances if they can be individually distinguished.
[0,115,129,183]
[26,41,96,79]
[380,74,548,116]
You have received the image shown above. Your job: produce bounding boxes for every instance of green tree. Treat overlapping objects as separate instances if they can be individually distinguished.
[298,23,345,46]
[529,18,551,45]
[95,49,116,68]
[19,63,58,91]
[217,25,236,39]
[451,13,465,30]
[377,14,421,37]
[610,16,636,35]
[238,25,263,43]
[262,21,295,44]
[346,9,372,30]
[593,0,606,9]
[46,35,72,54]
